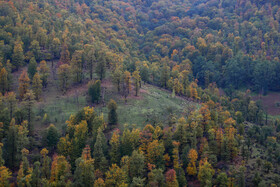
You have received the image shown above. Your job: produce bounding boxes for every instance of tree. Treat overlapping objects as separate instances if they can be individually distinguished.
[28,57,37,79]
[0,67,8,94]
[46,124,59,150]
[22,91,35,134]
[187,149,198,176]
[73,145,95,187]
[86,48,96,80]
[132,69,141,96]
[18,70,30,100]
[50,155,71,186]
[160,61,169,88]
[198,159,215,187]
[129,151,145,180]
[37,60,50,88]
[105,164,127,186]
[57,64,71,94]
[165,169,179,187]
[17,149,32,187]
[31,161,41,186]
[93,128,108,171]
[71,50,84,83]
[88,80,101,103]
[0,166,12,186]
[96,51,106,80]
[32,72,42,101]
[112,65,123,92]
[5,92,17,119]
[148,168,165,187]
[110,129,121,164]
[216,172,228,187]
[60,43,70,63]
[123,71,131,103]
[146,140,165,169]
[40,148,51,179]
[12,39,24,70]
[30,40,41,60]
[108,99,118,126]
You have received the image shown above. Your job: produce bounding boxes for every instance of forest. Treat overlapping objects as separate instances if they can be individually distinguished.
[0,0,280,186]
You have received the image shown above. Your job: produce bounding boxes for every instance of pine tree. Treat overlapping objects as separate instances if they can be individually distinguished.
[93,128,108,171]
[129,150,145,181]
[187,149,198,176]
[4,119,18,170]
[37,60,50,88]
[73,145,95,187]
[198,159,215,187]
[71,50,84,83]
[5,92,17,119]
[96,51,106,80]
[28,57,37,80]
[0,143,4,166]
[123,71,131,103]
[40,148,51,179]
[105,164,127,186]
[60,43,70,63]
[165,169,179,187]
[50,155,71,186]
[108,99,118,126]
[0,67,8,94]
[12,39,24,70]
[32,72,42,101]
[132,69,141,96]
[22,91,35,134]
[88,80,101,103]
[31,161,41,186]
[109,129,120,164]
[57,64,71,94]
[0,166,12,186]
[18,70,30,100]
[46,124,59,150]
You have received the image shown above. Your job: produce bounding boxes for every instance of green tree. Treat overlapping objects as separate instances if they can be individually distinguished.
[110,130,121,164]
[216,172,228,187]
[30,40,41,60]
[96,51,106,80]
[37,60,50,88]
[18,70,30,100]
[0,67,8,94]
[88,80,101,103]
[46,124,59,150]
[71,50,84,83]
[28,57,37,80]
[148,168,165,187]
[132,69,141,96]
[12,39,24,70]
[105,164,127,186]
[32,72,42,101]
[129,150,145,181]
[22,91,35,134]
[31,161,41,186]
[108,99,118,126]
[73,145,95,187]
[57,64,71,94]
[93,128,108,171]
[198,160,215,187]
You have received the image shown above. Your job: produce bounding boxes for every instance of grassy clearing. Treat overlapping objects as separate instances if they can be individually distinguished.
[33,81,199,131]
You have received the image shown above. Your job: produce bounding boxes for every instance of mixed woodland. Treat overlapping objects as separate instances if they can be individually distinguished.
[0,0,280,186]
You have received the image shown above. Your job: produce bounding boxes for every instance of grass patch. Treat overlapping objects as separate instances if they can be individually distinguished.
[33,79,198,130]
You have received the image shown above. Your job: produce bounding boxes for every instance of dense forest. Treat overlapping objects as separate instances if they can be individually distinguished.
[0,0,280,186]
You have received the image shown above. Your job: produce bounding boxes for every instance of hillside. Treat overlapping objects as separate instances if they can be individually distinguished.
[0,0,280,186]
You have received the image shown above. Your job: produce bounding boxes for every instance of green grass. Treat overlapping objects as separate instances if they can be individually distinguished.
[34,83,199,130]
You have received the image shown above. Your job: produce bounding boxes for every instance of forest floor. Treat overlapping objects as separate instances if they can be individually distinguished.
[253,92,280,117]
